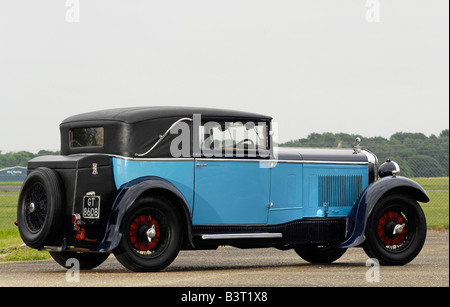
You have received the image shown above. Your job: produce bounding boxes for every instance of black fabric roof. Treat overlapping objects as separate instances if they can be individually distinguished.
[61,106,272,124]
[59,107,272,157]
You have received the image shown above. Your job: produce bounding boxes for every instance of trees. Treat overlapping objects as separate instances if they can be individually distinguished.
[0,150,60,169]
[281,129,449,177]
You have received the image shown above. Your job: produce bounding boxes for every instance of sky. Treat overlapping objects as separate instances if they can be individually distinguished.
[0,0,448,153]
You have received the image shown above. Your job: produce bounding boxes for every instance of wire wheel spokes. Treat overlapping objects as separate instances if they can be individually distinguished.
[376,206,411,251]
[127,208,170,257]
[24,183,48,233]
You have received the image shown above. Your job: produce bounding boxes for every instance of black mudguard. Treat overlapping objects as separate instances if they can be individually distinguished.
[339,176,429,248]
[93,177,193,252]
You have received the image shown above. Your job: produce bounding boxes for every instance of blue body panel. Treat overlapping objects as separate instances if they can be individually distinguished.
[268,163,303,224]
[193,160,271,224]
[111,158,195,213]
[111,157,370,227]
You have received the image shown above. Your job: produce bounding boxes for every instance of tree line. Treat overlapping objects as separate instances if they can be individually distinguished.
[1,129,448,177]
[0,150,60,169]
[281,129,449,178]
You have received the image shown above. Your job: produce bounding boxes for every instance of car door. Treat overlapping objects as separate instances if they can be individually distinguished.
[192,118,271,225]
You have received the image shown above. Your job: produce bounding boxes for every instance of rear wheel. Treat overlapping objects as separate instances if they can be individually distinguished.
[17,167,65,249]
[363,194,427,265]
[113,196,182,272]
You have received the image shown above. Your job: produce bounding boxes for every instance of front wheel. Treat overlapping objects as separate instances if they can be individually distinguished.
[113,196,182,272]
[363,194,427,266]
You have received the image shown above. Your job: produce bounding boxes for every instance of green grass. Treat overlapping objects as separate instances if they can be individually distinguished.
[420,191,449,228]
[0,229,51,262]
[0,193,18,230]
[412,177,449,191]
[0,181,22,185]
[411,177,449,228]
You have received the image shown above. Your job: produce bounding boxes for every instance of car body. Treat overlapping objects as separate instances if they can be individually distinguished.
[17,107,429,271]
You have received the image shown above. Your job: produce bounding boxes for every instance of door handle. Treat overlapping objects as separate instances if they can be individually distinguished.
[196,163,208,167]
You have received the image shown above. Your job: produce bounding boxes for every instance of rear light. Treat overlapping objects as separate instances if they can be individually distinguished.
[72,214,82,231]
[71,214,81,223]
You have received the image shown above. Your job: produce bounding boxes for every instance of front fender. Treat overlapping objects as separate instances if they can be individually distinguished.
[93,177,193,252]
[339,176,429,248]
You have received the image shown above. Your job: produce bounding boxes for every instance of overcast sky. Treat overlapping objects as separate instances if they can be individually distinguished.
[0,1,448,153]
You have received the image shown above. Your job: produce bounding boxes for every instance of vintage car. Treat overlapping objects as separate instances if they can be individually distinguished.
[17,107,429,272]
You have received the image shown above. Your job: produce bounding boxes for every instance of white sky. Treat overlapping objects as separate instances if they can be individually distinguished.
[0,0,448,153]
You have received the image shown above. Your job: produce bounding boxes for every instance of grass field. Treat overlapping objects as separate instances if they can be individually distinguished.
[0,178,448,261]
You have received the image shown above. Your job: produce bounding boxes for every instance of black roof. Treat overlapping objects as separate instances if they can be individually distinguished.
[61,106,272,124]
[60,107,272,157]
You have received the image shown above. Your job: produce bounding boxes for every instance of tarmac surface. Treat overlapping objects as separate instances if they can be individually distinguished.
[0,231,448,287]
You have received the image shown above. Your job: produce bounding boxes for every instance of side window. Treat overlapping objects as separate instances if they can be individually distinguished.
[199,119,270,158]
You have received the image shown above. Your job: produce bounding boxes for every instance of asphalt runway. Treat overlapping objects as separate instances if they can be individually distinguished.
[0,231,448,287]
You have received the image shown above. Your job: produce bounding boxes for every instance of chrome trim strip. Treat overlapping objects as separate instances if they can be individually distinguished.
[196,158,271,163]
[201,233,283,240]
[361,149,379,180]
[110,155,195,162]
[275,160,368,165]
[196,158,367,165]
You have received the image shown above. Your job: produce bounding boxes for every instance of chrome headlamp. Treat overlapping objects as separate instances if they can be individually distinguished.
[378,159,400,178]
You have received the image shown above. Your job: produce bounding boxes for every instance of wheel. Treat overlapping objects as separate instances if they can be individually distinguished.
[50,252,110,270]
[17,167,65,249]
[363,194,427,265]
[294,245,347,264]
[113,195,182,272]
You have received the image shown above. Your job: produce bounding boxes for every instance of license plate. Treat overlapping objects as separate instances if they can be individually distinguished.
[83,196,101,219]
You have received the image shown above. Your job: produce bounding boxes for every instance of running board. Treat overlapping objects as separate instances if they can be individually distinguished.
[200,233,283,240]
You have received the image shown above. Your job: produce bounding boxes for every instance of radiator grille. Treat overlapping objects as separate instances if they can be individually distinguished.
[318,175,363,207]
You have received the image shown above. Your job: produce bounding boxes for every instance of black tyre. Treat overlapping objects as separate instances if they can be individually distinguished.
[363,194,427,266]
[17,167,65,249]
[50,252,110,270]
[113,195,182,272]
[294,245,347,264]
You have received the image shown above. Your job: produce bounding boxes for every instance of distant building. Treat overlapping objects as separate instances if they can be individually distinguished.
[0,166,27,182]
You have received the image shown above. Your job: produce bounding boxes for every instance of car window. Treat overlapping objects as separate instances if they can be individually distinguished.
[199,120,269,157]
[70,127,104,148]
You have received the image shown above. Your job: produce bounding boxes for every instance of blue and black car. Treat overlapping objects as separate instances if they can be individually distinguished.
[17,107,429,272]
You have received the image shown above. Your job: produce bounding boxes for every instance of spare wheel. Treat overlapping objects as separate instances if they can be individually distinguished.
[17,167,65,249]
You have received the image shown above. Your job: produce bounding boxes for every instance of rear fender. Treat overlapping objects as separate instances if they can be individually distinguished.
[93,177,193,252]
[339,176,429,248]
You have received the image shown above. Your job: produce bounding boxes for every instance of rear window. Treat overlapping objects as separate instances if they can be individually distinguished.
[70,127,104,148]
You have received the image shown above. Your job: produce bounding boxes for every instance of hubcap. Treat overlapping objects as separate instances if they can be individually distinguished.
[146,224,157,242]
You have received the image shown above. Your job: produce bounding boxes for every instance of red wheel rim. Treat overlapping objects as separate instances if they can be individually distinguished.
[129,215,160,251]
[377,210,407,246]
